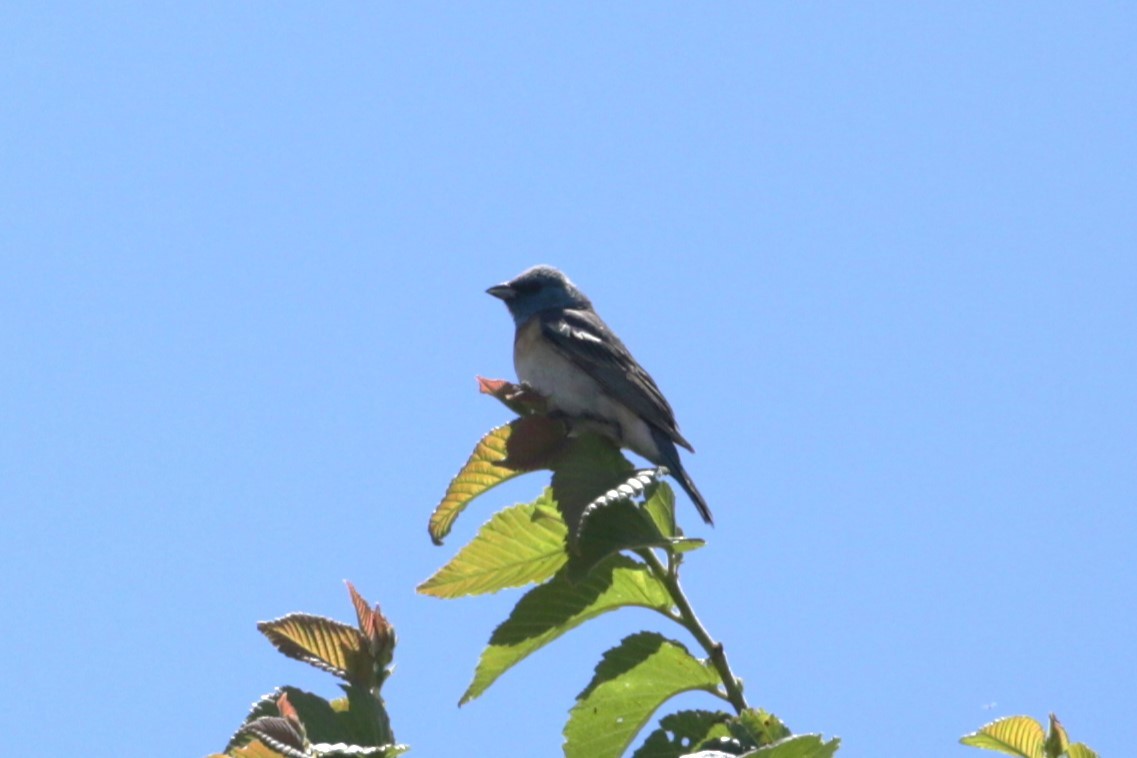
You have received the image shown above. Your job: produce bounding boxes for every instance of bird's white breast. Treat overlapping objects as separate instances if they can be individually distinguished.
[513,318,660,462]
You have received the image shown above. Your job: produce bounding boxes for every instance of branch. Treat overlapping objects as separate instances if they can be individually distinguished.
[638,548,749,713]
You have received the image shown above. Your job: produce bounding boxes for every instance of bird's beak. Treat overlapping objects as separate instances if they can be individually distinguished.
[486,283,515,300]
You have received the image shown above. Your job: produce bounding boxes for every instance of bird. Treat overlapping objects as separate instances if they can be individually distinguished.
[486,265,712,524]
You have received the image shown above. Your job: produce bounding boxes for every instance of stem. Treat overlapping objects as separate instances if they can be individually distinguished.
[638,548,749,713]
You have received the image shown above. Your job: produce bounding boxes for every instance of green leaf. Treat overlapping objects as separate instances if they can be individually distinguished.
[961,715,1046,757]
[643,483,705,554]
[328,684,394,748]
[429,416,568,544]
[641,481,677,538]
[563,632,723,758]
[461,555,673,704]
[632,709,734,758]
[733,708,792,748]
[743,733,841,757]
[564,481,704,581]
[228,687,393,754]
[418,491,568,598]
[549,433,636,539]
[1064,744,1099,758]
[429,423,521,544]
[568,496,672,581]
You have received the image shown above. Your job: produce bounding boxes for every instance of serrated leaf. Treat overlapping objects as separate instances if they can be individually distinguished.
[462,555,672,704]
[1064,744,1099,758]
[744,733,841,757]
[241,718,306,758]
[563,632,723,758]
[310,744,409,757]
[568,496,673,581]
[961,715,1045,757]
[229,687,387,752]
[429,418,558,545]
[229,689,325,753]
[633,709,734,758]
[429,424,519,544]
[258,615,372,687]
[581,468,662,519]
[418,491,568,598]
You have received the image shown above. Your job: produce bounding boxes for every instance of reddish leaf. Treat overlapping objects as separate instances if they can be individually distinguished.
[276,692,300,725]
[257,613,374,688]
[477,376,548,416]
[345,581,395,668]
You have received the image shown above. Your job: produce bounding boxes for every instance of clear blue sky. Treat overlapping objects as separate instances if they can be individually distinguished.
[2,4,1133,757]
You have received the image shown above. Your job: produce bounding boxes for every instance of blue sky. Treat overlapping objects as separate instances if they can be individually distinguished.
[2,4,1134,757]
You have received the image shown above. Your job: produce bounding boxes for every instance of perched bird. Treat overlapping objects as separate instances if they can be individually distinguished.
[487,265,712,524]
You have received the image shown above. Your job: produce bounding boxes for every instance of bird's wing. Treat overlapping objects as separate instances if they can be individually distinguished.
[539,308,694,451]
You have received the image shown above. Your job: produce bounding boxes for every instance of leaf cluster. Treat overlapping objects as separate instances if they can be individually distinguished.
[208,583,406,758]
[961,713,1098,758]
[207,377,1101,757]
[418,379,839,757]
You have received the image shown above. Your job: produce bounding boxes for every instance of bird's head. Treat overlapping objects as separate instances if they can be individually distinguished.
[487,265,591,325]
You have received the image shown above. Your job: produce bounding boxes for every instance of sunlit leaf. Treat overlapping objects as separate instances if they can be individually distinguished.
[632,709,733,758]
[258,614,372,687]
[961,715,1045,757]
[1065,744,1099,758]
[418,491,568,598]
[429,416,567,544]
[429,424,520,544]
[462,556,672,704]
[563,632,723,758]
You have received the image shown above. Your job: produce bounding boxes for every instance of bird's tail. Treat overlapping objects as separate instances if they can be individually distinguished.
[650,428,714,525]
